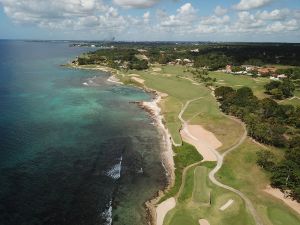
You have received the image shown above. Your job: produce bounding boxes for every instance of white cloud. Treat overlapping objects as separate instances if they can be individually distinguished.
[113,0,159,8]
[177,3,195,15]
[161,3,197,27]
[0,0,131,34]
[266,19,299,32]
[201,15,230,25]
[0,0,299,41]
[233,0,274,11]
[143,11,150,23]
[214,5,228,16]
[256,9,290,20]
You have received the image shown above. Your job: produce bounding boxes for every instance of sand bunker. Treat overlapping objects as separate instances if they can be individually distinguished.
[152,67,162,72]
[156,197,176,225]
[220,199,234,211]
[264,186,300,214]
[131,77,145,84]
[199,219,210,225]
[128,73,140,77]
[181,125,222,161]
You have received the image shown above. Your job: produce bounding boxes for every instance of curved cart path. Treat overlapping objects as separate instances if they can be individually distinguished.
[178,99,264,225]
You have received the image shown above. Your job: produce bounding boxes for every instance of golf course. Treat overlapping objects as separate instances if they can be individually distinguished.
[77,63,300,225]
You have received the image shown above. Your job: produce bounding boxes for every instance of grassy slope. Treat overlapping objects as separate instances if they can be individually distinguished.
[164,164,255,225]
[217,138,300,225]
[115,65,299,224]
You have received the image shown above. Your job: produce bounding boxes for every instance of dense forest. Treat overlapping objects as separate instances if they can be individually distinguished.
[74,42,300,70]
[215,86,300,201]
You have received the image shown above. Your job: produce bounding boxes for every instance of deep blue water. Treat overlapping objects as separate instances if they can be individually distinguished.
[0,41,165,225]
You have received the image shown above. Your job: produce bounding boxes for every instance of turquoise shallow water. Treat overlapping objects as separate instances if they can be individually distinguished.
[0,41,166,225]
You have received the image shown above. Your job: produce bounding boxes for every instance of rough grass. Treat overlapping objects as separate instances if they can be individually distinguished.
[159,142,203,202]
[217,138,300,225]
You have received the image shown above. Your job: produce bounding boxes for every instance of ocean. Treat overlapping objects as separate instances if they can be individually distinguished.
[0,40,166,225]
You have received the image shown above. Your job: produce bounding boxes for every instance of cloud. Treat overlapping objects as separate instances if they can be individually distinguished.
[233,0,274,11]
[160,3,197,27]
[256,9,290,20]
[266,19,299,32]
[113,0,159,8]
[143,11,150,23]
[214,5,228,16]
[200,15,230,25]
[177,3,195,15]
[0,0,131,34]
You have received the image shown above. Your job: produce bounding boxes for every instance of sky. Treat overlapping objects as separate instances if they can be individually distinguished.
[0,0,299,42]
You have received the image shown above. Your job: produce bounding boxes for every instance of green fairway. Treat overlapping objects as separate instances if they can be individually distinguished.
[217,138,300,225]
[268,208,300,225]
[164,164,255,225]
[192,166,211,204]
[208,72,269,99]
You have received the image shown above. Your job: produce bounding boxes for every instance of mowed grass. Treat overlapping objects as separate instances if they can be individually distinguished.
[192,166,211,204]
[208,72,269,99]
[124,65,212,145]
[217,138,300,225]
[164,163,255,225]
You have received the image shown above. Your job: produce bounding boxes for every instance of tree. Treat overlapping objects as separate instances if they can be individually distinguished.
[257,150,276,171]
[214,86,235,100]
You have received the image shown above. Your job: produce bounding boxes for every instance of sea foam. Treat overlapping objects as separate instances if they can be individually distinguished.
[104,156,122,180]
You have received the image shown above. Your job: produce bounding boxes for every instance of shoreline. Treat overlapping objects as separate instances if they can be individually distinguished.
[67,63,176,225]
[139,92,175,225]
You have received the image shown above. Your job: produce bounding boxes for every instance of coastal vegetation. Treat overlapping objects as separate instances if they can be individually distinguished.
[160,142,203,202]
